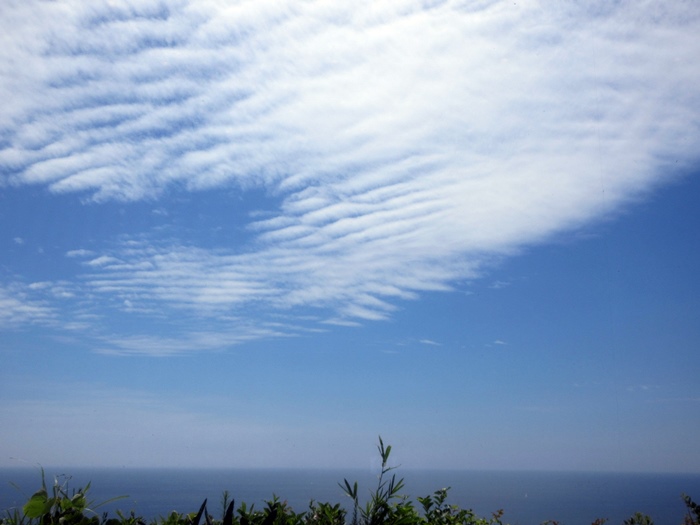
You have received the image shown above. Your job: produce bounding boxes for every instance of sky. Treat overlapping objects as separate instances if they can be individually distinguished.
[1,0,699,473]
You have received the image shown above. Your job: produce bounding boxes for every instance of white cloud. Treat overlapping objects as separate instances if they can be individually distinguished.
[0,283,55,328]
[91,318,312,356]
[65,249,95,258]
[2,0,699,334]
[322,318,362,327]
[85,255,122,267]
[79,237,457,324]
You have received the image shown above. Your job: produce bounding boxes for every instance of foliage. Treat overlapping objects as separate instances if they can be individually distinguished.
[339,437,505,525]
[623,512,654,525]
[683,494,700,525]
[340,436,412,525]
[2,468,126,525]
[418,487,505,525]
[306,501,345,525]
[2,440,698,525]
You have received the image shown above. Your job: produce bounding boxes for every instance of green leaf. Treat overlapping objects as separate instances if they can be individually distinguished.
[71,492,87,510]
[23,488,50,518]
[60,496,72,511]
[340,479,357,500]
[40,467,47,492]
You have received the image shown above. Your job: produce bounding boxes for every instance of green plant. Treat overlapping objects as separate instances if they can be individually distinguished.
[306,502,345,525]
[420,487,507,525]
[340,436,414,525]
[8,468,126,525]
[683,494,700,525]
[623,512,653,525]
[2,508,28,525]
[340,437,509,525]
[231,497,307,525]
[220,491,234,524]
[103,510,146,525]
[154,498,212,525]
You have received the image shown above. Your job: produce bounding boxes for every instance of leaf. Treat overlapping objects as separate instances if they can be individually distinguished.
[223,500,235,525]
[417,495,432,513]
[261,503,278,525]
[23,489,50,518]
[340,479,357,500]
[192,499,207,525]
[40,467,47,492]
[73,492,87,508]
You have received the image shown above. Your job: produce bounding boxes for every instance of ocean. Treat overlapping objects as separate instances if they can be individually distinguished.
[1,468,698,525]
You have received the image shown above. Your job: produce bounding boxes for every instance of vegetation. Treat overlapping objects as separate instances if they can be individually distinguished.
[2,467,125,525]
[2,439,698,525]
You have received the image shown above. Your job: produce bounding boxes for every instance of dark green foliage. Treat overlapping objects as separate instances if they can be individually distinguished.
[104,510,145,525]
[306,502,345,525]
[338,437,507,525]
[418,487,505,525]
[2,440,697,525]
[340,436,413,525]
[623,512,654,525]
[683,494,700,525]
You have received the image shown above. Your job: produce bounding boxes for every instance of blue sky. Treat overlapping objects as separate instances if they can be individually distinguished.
[1,0,699,472]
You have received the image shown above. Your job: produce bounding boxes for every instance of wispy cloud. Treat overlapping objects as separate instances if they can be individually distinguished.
[626,384,658,393]
[0,283,55,328]
[2,1,699,348]
[85,255,123,267]
[65,249,95,258]
[94,325,296,357]
[27,280,76,299]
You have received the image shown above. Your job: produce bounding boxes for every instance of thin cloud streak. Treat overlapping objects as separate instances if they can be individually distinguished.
[94,327,293,357]
[1,1,699,350]
[0,284,55,328]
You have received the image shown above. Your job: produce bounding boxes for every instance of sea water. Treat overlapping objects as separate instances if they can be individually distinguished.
[1,468,698,525]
